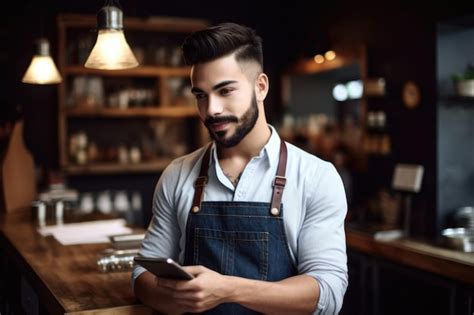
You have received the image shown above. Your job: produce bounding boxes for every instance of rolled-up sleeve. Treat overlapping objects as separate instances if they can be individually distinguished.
[297,162,348,314]
[131,163,182,292]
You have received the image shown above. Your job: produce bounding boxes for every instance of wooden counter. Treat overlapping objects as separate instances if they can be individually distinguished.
[1,210,472,314]
[346,227,474,285]
[0,210,152,315]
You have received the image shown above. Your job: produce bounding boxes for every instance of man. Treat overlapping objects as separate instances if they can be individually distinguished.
[132,22,348,314]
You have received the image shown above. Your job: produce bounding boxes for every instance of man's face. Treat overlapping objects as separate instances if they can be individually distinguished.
[190,54,260,148]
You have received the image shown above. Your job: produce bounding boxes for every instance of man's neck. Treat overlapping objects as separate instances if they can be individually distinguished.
[215,121,271,187]
[216,120,271,161]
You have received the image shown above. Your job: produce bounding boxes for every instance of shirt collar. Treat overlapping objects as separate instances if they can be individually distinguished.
[262,124,281,169]
[209,124,281,169]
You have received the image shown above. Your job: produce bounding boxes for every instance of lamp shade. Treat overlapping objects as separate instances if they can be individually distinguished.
[84,5,138,70]
[22,38,62,84]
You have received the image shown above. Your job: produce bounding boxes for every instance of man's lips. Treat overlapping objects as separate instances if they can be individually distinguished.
[205,116,238,132]
[210,121,230,132]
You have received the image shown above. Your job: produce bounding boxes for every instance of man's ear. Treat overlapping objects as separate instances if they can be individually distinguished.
[255,73,269,102]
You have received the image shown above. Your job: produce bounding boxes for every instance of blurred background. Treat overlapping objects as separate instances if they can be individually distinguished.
[1,1,474,315]
[1,0,473,238]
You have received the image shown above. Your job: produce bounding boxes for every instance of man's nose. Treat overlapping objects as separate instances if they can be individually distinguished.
[207,95,224,116]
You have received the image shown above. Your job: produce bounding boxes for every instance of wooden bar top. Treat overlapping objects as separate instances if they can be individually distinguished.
[0,210,152,315]
[1,210,472,314]
[346,225,474,285]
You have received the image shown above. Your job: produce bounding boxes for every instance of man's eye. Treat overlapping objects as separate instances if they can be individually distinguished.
[220,88,232,96]
[195,94,207,100]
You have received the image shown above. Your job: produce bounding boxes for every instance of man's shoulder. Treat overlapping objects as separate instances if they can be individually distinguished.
[285,142,344,197]
[285,141,330,168]
[284,141,340,182]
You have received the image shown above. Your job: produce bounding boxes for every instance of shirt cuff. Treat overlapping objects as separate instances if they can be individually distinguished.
[131,265,147,293]
[307,273,327,315]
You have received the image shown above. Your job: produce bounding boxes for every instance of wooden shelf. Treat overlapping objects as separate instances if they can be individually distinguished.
[63,159,174,175]
[444,95,474,103]
[439,95,474,108]
[63,65,191,77]
[57,14,209,33]
[65,106,198,118]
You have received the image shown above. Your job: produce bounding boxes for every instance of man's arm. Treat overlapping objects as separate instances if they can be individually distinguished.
[142,265,319,315]
[131,160,185,313]
[203,268,320,314]
[297,161,348,314]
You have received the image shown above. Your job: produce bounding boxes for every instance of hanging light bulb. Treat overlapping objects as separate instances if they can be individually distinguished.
[22,38,62,85]
[314,54,325,64]
[324,50,336,61]
[85,4,139,70]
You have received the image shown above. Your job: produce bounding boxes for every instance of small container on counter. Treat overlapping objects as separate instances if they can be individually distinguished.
[97,248,139,272]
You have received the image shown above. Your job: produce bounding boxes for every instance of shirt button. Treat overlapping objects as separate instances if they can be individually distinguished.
[271,207,279,216]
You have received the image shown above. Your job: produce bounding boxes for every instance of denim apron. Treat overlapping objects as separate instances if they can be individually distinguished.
[183,141,297,314]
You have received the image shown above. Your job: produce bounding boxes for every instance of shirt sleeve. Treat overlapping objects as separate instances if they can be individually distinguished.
[297,161,348,315]
[131,161,182,292]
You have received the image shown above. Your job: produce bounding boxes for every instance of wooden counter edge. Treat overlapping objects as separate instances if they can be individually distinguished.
[0,212,154,315]
[346,229,474,285]
[65,304,152,315]
[0,231,65,314]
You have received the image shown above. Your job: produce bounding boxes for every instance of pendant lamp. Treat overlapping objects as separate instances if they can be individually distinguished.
[84,4,139,70]
[22,38,62,85]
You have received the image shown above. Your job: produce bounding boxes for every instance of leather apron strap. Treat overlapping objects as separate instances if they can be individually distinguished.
[191,140,288,216]
[190,143,212,214]
[270,140,287,216]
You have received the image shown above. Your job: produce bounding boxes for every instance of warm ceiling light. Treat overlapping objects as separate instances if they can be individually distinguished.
[22,38,62,85]
[324,50,336,61]
[84,5,139,70]
[314,54,325,64]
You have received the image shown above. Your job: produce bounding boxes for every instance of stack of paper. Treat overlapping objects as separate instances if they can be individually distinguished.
[38,219,133,245]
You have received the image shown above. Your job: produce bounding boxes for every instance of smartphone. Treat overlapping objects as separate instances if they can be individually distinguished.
[133,257,194,280]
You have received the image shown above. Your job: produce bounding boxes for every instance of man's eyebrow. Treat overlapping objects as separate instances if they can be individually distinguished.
[191,80,238,94]
[212,80,237,90]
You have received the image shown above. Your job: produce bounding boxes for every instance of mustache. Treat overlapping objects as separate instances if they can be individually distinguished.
[204,115,239,126]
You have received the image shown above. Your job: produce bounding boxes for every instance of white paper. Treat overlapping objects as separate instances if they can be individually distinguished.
[374,229,404,242]
[38,219,133,245]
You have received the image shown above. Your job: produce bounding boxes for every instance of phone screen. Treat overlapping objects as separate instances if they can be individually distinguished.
[134,257,194,280]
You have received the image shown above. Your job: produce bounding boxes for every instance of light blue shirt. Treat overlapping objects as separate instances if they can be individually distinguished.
[132,125,348,314]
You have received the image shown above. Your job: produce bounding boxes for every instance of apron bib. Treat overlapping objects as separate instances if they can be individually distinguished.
[183,141,296,314]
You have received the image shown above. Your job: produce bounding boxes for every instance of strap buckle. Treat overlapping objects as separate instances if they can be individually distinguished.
[273,175,286,187]
[194,176,208,187]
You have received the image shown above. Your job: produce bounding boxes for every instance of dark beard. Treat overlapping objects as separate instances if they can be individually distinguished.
[204,94,259,148]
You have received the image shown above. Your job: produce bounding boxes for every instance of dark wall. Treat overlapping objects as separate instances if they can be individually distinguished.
[292,2,474,238]
[437,25,474,233]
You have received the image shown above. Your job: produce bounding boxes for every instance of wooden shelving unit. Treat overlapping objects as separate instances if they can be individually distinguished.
[63,158,174,175]
[65,106,198,118]
[280,45,370,172]
[63,65,192,77]
[57,14,209,175]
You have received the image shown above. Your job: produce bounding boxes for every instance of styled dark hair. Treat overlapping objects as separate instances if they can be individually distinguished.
[182,22,263,68]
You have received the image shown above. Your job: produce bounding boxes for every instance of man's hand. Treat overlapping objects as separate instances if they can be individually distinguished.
[136,266,319,314]
[156,265,232,313]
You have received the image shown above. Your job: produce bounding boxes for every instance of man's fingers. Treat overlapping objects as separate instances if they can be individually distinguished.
[182,265,206,275]
[155,276,196,291]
